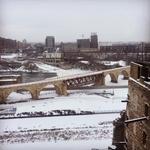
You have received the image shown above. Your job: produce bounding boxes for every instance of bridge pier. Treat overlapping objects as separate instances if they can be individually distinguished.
[95,73,105,86]
[54,82,68,96]
[31,93,39,100]
[121,70,129,80]
[110,73,118,83]
[16,75,22,83]
[0,94,7,103]
[0,90,12,103]
[30,89,40,100]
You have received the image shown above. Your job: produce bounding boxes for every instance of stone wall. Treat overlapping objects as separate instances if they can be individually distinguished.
[125,78,150,150]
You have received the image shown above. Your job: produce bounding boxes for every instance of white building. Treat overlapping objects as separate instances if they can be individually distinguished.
[43,51,63,63]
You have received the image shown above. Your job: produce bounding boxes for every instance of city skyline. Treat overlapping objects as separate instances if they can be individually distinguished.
[0,0,150,43]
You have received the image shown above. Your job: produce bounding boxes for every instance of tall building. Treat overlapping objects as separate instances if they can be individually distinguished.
[45,36,55,52]
[90,33,98,48]
[22,39,27,49]
[77,39,90,49]
[61,42,77,52]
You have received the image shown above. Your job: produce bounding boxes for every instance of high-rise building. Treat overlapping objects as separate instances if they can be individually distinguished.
[77,39,90,49]
[90,33,98,48]
[61,42,77,52]
[45,36,55,52]
[22,39,27,49]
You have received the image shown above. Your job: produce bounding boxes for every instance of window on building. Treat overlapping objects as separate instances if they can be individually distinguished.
[143,131,147,145]
[144,104,149,116]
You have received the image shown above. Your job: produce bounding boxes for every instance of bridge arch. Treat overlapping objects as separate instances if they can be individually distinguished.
[16,88,42,100]
[3,88,33,102]
[38,83,55,96]
[120,70,129,80]
[105,73,118,84]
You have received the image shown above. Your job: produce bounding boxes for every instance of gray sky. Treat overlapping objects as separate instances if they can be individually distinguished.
[0,0,150,43]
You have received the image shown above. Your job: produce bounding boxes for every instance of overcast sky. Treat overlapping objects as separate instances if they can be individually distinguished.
[0,0,150,43]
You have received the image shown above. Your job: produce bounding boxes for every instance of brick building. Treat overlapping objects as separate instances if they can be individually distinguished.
[125,62,150,150]
[0,37,24,53]
[99,42,150,62]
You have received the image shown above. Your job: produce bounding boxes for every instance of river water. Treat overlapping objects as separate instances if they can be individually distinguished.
[0,71,57,83]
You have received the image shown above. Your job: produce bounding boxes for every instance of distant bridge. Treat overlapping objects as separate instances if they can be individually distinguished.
[0,66,130,102]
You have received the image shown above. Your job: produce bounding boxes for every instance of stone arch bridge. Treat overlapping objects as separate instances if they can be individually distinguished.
[0,66,130,102]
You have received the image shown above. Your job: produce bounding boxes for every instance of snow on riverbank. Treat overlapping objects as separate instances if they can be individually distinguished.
[35,62,91,77]
[0,139,111,150]
[1,53,18,60]
[0,113,116,149]
[102,60,126,67]
[0,113,119,132]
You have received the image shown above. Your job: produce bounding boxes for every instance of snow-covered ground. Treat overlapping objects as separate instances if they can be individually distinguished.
[1,139,111,150]
[5,88,127,114]
[35,62,91,77]
[102,60,126,67]
[15,62,91,76]
[0,86,128,149]
[0,113,119,132]
[1,53,18,61]
[0,63,128,150]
